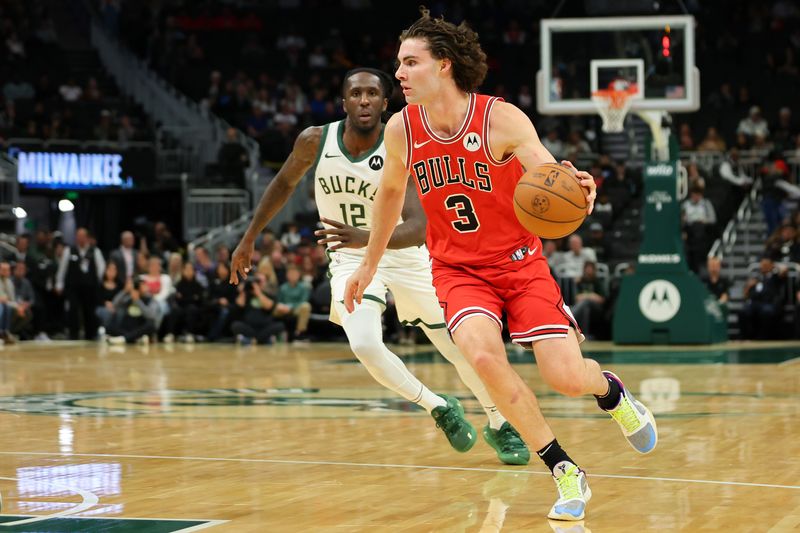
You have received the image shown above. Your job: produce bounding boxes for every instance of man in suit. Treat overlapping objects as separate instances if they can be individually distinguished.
[109,231,138,286]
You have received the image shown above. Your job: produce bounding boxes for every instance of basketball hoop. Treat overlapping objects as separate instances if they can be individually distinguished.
[591,83,640,133]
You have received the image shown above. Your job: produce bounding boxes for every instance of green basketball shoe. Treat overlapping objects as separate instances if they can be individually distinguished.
[430,395,477,452]
[482,422,530,465]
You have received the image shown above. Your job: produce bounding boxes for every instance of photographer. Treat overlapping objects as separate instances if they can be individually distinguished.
[105,278,159,345]
[230,274,285,345]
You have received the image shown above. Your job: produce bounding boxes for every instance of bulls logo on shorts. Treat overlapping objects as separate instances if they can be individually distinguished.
[369,155,384,170]
[463,132,481,152]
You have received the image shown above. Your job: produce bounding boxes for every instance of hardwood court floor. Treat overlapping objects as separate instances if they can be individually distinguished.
[0,340,798,532]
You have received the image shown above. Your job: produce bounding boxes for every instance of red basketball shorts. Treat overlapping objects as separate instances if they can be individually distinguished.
[431,253,583,346]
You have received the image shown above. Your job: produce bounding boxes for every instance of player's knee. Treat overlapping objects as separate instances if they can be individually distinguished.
[469,351,509,377]
[349,337,384,363]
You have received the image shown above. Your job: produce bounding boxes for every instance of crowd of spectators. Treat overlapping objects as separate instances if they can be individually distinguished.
[0,0,153,148]
[0,217,348,345]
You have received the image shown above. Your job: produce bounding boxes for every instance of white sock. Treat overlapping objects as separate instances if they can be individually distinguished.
[340,302,446,413]
[421,325,508,428]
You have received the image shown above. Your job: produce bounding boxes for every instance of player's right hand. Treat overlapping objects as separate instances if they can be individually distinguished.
[344,264,375,313]
[230,240,255,285]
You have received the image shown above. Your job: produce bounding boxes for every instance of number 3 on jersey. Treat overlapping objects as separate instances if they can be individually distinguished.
[444,194,480,233]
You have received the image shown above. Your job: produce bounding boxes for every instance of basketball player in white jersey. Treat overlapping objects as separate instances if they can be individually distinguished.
[230,68,529,464]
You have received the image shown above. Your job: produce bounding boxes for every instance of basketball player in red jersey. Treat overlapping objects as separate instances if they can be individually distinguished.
[345,8,657,521]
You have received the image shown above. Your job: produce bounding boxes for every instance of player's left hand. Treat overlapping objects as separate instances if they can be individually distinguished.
[561,160,597,215]
[315,217,370,250]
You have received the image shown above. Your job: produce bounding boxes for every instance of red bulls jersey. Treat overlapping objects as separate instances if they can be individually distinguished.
[401,93,538,267]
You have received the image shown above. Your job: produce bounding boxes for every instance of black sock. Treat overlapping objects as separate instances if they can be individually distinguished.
[595,375,622,410]
[536,438,576,474]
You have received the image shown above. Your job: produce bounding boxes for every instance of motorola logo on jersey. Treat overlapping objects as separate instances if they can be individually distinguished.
[368,155,384,170]
[463,132,481,152]
[638,280,681,322]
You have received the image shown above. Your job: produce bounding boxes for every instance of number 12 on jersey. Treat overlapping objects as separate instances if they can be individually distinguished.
[339,203,366,227]
[445,194,480,233]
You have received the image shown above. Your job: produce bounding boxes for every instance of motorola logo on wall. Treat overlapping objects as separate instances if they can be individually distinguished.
[638,279,681,322]
[16,151,135,189]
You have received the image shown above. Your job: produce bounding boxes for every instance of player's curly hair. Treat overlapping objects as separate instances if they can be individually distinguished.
[400,6,488,93]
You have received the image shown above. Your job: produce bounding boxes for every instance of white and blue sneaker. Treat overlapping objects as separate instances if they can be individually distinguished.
[603,371,658,454]
[548,461,591,521]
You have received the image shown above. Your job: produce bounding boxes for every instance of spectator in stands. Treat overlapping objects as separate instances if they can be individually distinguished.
[140,256,172,331]
[280,223,302,252]
[702,256,731,315]
[109,230,139,285]
[737,105,770,139]
[117,115,137,145]
[84,77,103,101]
[163,262,206,343]
[246,105,269,139]
[772,107,797,150]
[206,262,237,341]
[678,123,695,151]
[105,278,158,345]
[146,221,179,261]
[192,246,215,288]
[11,261,34,339]
[681,182,717,273]
[59,78,83,102]
[719,147,754,187]
[215,245,231,267]
[739,255,787,340]
[5,28,25,58]
[0,262,16,344]
[571,261,607,340]
[563,130,591,161]
[750,133,773,158]
[56,228,106,340]
[600,160,634,213]
[256,257,279,295]
[761,152,790,236]
[766,224,800,263]
[560,234,597,280]
[585,222,610,263]
[542,239,563,270]
[273,264,312,342]
[94,109,114,140]
[217,127,249,188]
[541,129,564,160]
[96,262,122,332]
[231,274,285,345]
[2,73,34,102]
[273,100,299,134]
[166,252,183,285]
[697,126,727,151]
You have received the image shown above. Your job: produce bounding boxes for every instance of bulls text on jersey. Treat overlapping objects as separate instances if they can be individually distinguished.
[411,156,493,195]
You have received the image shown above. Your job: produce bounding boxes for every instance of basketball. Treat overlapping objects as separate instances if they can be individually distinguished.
[513,163,588,239]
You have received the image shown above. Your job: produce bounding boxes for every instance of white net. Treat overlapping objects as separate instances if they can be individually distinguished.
[591,89,637,133]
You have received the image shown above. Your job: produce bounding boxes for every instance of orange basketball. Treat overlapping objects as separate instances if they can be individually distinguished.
[513,163,588,239]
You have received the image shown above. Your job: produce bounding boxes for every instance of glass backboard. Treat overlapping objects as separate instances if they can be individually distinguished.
[537,16,699,115]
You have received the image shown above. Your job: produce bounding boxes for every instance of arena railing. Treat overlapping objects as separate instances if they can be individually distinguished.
[87,10,261,200]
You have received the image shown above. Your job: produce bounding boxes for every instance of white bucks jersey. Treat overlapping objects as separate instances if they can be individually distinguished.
[313,120,426,266]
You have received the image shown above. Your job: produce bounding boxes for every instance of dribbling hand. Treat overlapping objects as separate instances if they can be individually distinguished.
[561,160,597,215]
[229,240,254,285]
[343,264,375,313]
